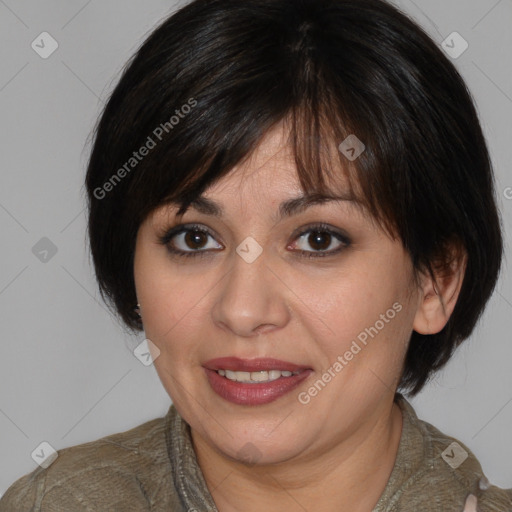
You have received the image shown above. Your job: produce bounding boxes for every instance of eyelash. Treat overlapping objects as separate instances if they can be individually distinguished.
[157,222,351,260]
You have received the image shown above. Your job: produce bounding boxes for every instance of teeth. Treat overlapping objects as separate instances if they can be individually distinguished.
[217,369,300,383]
[268,370,283,380]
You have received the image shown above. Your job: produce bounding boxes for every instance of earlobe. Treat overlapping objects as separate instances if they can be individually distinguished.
[412,251,467,335]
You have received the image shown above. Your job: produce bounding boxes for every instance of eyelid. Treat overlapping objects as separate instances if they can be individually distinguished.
[290,222,351,246]
[158,222,351,258]
[157,223,223,249]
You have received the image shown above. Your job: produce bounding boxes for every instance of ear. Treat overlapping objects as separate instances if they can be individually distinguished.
[413,244,467,335]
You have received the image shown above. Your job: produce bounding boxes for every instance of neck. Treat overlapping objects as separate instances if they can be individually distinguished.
[191,398,403,512]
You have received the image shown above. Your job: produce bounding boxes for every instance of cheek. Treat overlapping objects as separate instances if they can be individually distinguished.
[289,264,413,388]
[134,248,205,341]
[289,267,397,342]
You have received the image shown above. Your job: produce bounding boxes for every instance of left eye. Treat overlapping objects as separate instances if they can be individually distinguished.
[290,227,349,256]
[159,223,350,259]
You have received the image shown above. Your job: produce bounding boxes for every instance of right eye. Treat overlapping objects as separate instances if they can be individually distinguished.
[158,224,223,258]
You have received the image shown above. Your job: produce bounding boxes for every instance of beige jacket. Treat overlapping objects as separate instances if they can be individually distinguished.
[1,395,511,511]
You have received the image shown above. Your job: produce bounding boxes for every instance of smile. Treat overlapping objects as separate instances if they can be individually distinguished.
[217,369,301,383]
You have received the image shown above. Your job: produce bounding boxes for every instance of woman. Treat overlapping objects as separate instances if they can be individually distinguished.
[1,0,510,510]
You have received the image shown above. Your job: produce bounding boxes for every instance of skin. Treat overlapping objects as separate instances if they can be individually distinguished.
[133,121,466,512]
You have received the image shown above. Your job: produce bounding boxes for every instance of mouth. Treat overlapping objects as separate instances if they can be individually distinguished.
[203,356,311,373]
[216,368,301,383]
[203,357,313,405]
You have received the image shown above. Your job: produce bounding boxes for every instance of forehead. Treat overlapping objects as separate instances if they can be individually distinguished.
[204,121,357,201]
[149,120,375,228]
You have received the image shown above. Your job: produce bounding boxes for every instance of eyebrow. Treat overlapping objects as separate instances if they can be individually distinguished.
[172,191,362,221]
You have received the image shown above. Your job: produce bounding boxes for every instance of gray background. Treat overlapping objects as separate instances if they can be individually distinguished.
[0,0,511,496]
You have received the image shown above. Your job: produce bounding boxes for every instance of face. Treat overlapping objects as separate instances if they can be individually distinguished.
[134,122,422,465]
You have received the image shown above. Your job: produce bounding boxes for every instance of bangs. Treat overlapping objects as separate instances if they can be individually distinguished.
[119,33,401,243]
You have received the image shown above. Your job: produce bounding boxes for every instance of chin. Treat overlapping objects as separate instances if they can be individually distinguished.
[207,423,311,466]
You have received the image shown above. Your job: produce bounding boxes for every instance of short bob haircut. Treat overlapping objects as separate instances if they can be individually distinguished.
[85,0,503,395]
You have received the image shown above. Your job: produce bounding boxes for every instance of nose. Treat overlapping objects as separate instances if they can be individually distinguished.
[211,249,291,338]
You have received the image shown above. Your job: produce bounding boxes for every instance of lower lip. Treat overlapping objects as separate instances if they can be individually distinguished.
[204,368,313,405]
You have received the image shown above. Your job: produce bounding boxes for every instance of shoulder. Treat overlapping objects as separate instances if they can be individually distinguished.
[421,420,512,512]
[391,397,512,512]
[0,408,182,512]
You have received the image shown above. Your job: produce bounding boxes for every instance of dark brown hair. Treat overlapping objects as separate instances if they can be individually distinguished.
[85,0,503,395]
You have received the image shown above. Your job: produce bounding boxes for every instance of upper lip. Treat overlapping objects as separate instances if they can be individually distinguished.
[203,357,312,373]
